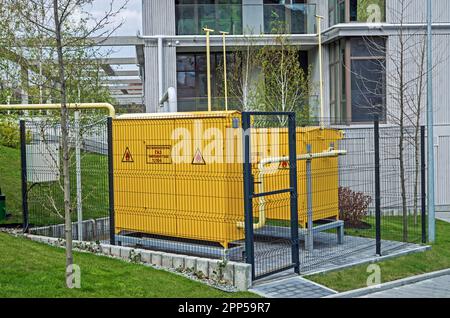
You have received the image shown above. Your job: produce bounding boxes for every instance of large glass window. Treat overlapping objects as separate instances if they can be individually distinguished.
[176,52,238,111]
[329,37,386,123]
[263,0,309,34]
[176,0,243,35]
[350,37,386,122]
[329,0,385,26]
[329,39,347,123]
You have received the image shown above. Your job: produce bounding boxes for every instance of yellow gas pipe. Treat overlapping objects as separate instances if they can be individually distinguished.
[0,103,116,117]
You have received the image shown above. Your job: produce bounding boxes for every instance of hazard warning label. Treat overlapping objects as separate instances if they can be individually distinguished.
[279,160,289,170]
[192,148,206,165]
[146,145,172,164]
[122,147,134,163]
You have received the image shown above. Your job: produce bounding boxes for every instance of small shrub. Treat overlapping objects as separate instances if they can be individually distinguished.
[339,187,372,227]
[0,119,20,148]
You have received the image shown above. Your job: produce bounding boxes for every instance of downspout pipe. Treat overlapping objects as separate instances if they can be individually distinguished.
[158,36,164,113]
[237,150,347,230]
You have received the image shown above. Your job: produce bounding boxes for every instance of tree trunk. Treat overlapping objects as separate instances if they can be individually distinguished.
[399,27,408,242]
[53,0,73,287]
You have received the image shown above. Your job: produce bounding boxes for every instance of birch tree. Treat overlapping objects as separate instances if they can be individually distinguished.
[6,0,127,288]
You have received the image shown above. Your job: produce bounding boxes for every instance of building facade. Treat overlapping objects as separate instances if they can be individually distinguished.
[139,0,450,209]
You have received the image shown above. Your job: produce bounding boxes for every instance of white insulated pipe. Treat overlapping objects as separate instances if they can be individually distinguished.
[159,87,178,112]
[237,149,347,230]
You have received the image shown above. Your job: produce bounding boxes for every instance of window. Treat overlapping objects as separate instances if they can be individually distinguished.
[263,0,308,34]
[350,37,386,122]
[329,0,385,26]
[329,39,347,123]
[329,37,386,123]
[176,52,238,112]
[176,0,243,35]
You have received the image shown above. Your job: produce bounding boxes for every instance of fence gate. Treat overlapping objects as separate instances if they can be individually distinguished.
[242,112,300,280]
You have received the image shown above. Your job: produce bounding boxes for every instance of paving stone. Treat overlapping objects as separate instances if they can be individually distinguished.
[140,250,152,264]
[120,246,132,260]
[184,256,197,271]
[251,277,336,298]
[151,251,163,266]
[196,258,209,278]
[173,255,185,270]
[362,275,450,298]
[162,253,174,268]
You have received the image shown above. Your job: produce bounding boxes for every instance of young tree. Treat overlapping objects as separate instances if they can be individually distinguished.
[254,33,314,126]
[356,0,446,240]
[6,0,127,287]
[215,35,260,111]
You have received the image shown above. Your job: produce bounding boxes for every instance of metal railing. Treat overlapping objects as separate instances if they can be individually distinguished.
[176,3,316,35]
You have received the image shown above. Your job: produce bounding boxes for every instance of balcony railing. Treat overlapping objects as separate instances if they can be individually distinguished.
[176,3,316,36]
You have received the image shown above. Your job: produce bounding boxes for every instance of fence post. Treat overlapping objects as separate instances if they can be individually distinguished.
[374,120,381,255]
[242,112,255,280]
[107,117,115,245]
[421,126,427,243]
[288,113,300,274]
[305,144,314,252]
[20,120,29,233]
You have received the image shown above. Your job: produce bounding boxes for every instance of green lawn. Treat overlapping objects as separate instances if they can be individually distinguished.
[344,215,424,243]
[0,144,109,226]
[307,220,450,292]
[0,145,22,224]
[0,232,258,298]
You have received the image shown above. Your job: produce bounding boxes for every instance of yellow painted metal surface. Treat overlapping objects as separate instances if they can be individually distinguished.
[113,112,343,248]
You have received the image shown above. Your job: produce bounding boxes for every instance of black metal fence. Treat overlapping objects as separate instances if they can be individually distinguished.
[11,113,427,281]
[20,116,110,241]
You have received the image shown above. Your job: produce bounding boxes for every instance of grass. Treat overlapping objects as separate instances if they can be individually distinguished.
[307,219,450,292]
[0,145,22,224]
[344,215,424,242]
[0,232,258,298]
[0,145,109,226]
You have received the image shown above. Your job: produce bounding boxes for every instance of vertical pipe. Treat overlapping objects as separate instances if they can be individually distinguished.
[107,117,115,245]
[288,113,300,274]
[426,0,435,243]
[75,111,83,241]
[220,31,229,111]
[203,28,214,112]
[316,15,324,129]
[421,126,427,243]
[374,120,381,255]
[158,37,164,113]
[306,144,313,252]
[242,112,255,280]
[20,120,29,233]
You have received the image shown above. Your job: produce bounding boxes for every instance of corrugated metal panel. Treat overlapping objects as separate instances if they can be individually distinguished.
[385,34,450,126]
[432,35,450,125]
[144,45,158,113]
[142,0,176,36]
[387,0,450,23]
[436,135,450,206]
[142,1,177,112]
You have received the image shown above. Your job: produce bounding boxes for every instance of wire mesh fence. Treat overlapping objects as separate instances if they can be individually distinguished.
[7,111,428,280]
[21,115,110,241]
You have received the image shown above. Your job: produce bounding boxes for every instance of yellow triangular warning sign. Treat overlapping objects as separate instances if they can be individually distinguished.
[192,148,206,165]
[122,147,134,163]
[279,160,289,170]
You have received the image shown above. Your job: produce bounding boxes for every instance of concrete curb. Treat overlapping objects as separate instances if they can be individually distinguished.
[23,234,252,291]
[326,268,450,298]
